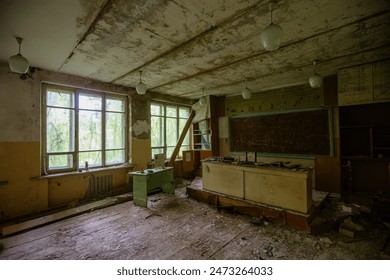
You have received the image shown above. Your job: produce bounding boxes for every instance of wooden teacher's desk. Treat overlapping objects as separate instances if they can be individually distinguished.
[129,167,175,207]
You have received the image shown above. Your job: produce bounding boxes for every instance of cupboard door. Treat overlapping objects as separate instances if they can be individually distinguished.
[202,163,244,198]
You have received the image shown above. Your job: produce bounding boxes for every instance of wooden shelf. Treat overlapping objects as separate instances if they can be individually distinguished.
[193,119,212,151]
[340,103,390,159]
[339,103,390,194]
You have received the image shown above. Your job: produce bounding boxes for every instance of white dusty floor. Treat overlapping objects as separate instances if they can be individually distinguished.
[0,183,389,260]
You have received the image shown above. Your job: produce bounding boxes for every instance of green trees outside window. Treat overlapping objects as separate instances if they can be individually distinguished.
[150,102,190,160]
[43,85,127,173]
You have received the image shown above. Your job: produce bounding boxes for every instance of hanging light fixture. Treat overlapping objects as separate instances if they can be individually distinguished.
[9,37,30,74]
[241,79,252,100]
[261,1,283,51]
[199,89,207,106]
[308,60,323,88]
[136,71,147,95]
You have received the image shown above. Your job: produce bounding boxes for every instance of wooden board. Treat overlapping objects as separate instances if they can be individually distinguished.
[1,198,117,236]
[229,109,331,155]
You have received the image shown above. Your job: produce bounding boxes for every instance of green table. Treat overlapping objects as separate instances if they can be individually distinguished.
[129,167,175,207]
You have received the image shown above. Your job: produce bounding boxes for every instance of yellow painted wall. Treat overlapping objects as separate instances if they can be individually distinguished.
[0,142,48,221]
[47,174,89,208]
[0,68,143,221]
[131,139,151,171]
[47,168,130,208]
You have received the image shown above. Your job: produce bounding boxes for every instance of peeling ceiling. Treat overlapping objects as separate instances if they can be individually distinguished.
[0,0,389,99]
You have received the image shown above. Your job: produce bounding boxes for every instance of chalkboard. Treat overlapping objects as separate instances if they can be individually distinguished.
[230,109,331,155]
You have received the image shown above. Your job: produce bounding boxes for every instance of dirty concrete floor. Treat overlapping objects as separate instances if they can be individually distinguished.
[0,182,389,260]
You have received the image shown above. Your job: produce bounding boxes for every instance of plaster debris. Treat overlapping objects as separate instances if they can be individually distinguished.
[320,237,333,245]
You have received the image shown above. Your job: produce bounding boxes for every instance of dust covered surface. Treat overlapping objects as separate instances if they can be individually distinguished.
[0,181,389,260]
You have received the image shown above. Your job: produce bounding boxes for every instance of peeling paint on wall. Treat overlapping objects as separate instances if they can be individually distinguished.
[0,68,40,142]
[132,120,150,137]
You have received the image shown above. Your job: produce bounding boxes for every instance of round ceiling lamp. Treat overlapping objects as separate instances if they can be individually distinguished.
[308,60,323,88]
[9,37,30,74]
[136,71,147,95]
[261,1,283,51]
[241,79,252,100]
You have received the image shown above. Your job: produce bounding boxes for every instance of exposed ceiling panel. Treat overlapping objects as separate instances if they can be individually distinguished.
[0,0,389,100]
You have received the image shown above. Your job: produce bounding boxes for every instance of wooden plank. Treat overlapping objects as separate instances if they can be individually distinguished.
[168,110,195,167]
[0,198,117,236]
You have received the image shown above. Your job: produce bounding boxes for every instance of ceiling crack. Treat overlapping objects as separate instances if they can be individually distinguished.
[58,0,114,71]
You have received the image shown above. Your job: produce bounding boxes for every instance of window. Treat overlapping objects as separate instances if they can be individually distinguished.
[150,102,190,160]
[42,84,127,173]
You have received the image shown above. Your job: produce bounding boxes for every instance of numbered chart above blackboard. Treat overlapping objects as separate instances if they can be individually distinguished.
[230,109,331,156]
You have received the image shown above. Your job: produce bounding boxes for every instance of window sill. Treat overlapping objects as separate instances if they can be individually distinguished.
[31,164,136,181]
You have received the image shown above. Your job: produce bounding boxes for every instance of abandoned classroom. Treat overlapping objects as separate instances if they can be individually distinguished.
[0,0,390,260]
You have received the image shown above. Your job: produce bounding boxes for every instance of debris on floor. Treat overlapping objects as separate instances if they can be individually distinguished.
[381,233,390,255]
[251,216,269,226]
[339,217,366,238]
[144,213,162,219]
[0,179,389,260]
[264,244,273,257]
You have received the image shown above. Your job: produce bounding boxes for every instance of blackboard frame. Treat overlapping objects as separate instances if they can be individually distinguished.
[229,108,333,156]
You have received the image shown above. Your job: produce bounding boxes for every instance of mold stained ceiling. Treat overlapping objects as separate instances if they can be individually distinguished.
[0,0,389,100]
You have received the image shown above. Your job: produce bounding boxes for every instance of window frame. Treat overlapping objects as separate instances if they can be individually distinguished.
[41,83,128,174]
[150,101,191,160]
